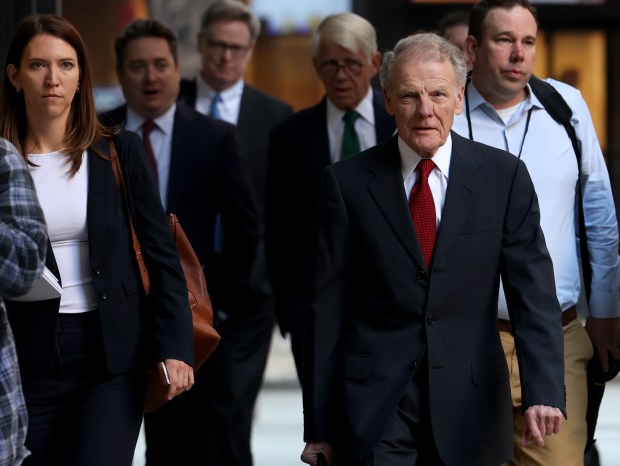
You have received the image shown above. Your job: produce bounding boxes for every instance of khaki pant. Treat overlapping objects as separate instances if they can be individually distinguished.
[501,318,593,466]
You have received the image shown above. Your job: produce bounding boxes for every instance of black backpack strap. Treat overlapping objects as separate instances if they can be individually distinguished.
[529,75,591,299]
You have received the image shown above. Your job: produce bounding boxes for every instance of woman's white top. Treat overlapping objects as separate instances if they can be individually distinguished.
[28,150,97,314]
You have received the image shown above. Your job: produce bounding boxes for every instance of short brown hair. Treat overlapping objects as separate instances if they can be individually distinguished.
[469,0,537,43]
[115,19,179,71]
[200,0,261,42]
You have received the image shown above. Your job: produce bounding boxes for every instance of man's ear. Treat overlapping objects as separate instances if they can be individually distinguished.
[369,51,382,76]
[383,87,394,116]
[464,36,477,66]
[312,57,320,75]
[197,32,204,53]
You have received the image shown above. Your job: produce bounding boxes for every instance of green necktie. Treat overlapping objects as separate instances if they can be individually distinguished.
[340,110,361,159]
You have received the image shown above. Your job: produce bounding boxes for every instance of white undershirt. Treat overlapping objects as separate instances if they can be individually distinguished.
[28,150,96,313]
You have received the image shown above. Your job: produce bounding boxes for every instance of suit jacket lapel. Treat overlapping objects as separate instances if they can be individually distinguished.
[87,143,116,261]
[367,137,426,269]
[167,106,193,212]
[371,89,396,143]
[433,133,477,261]
[236,86,254,136]
[306,98,332,186]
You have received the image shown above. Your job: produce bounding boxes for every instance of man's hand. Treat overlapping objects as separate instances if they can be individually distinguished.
[522,405,563,447]
[301,442,334,466]
[585,316,620,372]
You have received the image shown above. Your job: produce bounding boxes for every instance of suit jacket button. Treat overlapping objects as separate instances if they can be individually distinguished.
[426,315,434,325]
[93,267,101,275]
[99,292,108,301]
[415,270,427,280]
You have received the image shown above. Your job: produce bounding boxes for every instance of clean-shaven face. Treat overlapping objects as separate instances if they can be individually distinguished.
[118,36,181,120]
[468,6,537,109]
[384,54,464,158]
[8,33,80,126]
[314,41,381,111]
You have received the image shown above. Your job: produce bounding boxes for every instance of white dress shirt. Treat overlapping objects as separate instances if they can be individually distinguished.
[195,76,243,125]
[326,88,377,163]
[400,133,453,229]
[125,104,175,210]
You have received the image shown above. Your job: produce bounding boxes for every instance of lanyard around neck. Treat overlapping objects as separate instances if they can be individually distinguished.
[464,84,533,159]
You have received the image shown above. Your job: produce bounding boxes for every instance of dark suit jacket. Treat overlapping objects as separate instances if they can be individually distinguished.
[179,80,293,295]
[179,80,293,219]
[7,131,193,379]
[303,133,565,465]
[265,91,396,335]
[98,104,259,314]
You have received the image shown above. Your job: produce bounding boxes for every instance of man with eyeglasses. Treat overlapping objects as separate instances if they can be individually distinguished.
[265,12,395,382]
[177,2,292,466]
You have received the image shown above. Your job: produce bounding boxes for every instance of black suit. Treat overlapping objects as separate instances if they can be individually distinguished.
[99,104,259,466]
[6,131,193,465]
[265,91,396,377]
[178,80,293,466]
[304,133,565,465]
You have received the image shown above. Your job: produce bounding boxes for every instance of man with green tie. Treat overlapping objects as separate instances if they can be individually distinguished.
[266,12,396,380]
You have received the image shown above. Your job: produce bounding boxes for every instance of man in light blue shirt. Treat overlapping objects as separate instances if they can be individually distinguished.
[452,1,620,465]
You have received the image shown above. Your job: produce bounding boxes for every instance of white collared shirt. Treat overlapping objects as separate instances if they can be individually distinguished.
[195,76,244,125]
[326,88,377,163]
[400,134,452,229]
[125,104,175,209]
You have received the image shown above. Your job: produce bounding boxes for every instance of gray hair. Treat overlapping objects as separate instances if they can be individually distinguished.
[380,32,467,91]
[200,0,261,42]
[311,13,377,63]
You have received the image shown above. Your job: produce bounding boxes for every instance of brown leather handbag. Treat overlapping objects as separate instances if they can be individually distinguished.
[109,139,220,412]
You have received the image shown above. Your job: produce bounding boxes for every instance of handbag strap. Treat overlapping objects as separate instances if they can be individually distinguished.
[109,139,151,295]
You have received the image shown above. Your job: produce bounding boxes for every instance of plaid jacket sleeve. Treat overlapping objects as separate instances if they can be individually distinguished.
[0,138,47,297]
[0,138,47,466]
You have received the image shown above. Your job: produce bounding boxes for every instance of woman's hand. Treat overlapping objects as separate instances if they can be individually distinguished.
[158,359,194,400]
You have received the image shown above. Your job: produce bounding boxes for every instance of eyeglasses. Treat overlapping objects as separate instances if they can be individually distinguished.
[318,58,364,79]
[205,40,251,58]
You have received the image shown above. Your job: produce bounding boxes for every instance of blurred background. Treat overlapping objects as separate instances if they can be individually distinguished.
[2,0,620,211]
[1,1,619,464]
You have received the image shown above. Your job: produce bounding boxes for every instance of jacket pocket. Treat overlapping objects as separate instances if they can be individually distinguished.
[120,272,140,296]
[342,353,375,380]
[471,356,508,386]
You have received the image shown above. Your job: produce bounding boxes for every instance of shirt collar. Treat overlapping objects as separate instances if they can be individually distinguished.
[196,75,244,102]
[399,132,453,182]
[125,103,176,136]
[466,80,544,115]
[326,87,376,129]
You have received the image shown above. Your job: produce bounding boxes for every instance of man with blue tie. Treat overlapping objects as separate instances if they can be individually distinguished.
[265,13,396,380]
[177,2,293,465]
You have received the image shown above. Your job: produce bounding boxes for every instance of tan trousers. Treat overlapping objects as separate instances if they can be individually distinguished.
[500,318,593,466]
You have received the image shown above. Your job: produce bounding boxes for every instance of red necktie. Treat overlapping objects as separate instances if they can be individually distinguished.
[409,158,436,269]
[141,120,159,184]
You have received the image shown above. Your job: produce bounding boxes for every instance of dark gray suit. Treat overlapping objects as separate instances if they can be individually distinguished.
[303,133,566,465]
[266,91,396,378]
[178,80,293,466]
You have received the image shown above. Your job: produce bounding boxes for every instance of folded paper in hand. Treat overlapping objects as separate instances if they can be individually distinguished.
[12,267,61,301]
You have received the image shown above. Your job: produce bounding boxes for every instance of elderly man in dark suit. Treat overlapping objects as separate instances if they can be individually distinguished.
[266,12,396,380]
[177,2,293,464]
[98,19,258,466]
[301,32,566,466]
